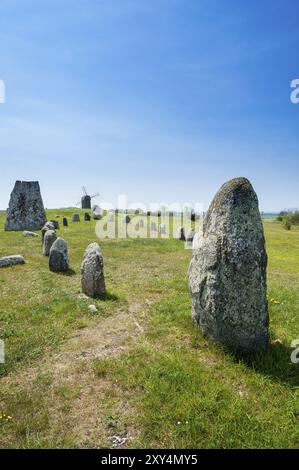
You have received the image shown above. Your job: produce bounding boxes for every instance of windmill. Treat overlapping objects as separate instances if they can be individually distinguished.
[76,187,100,209]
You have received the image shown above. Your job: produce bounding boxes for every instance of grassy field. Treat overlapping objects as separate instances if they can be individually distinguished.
[0,210,298,448]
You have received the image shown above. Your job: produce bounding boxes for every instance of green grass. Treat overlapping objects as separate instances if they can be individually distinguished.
[0,209,298,448]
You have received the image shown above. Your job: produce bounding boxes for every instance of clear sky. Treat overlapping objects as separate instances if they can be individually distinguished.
[0,0,298,212]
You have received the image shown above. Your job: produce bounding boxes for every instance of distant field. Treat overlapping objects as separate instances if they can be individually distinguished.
[0,210,298,448]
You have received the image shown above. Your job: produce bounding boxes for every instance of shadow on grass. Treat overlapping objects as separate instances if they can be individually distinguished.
[55,268,77,277]
[94,291,120,302]
[239,342,299,387]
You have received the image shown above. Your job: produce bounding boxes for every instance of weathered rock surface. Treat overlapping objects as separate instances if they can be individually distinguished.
[84,213,91,221]
[63,217,68,227]
[41,221,55,242]
[23,231,39,237]
[43,230,57,256]
[188,177,269,354]
[192,231,204,251]
[0,255,25,268]
[49,238,69,272]
[5,181,47,231]
[72,213,80,222]
[81,242,106,297]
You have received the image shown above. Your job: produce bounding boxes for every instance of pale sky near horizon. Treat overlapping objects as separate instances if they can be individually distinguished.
[0,0,298,212]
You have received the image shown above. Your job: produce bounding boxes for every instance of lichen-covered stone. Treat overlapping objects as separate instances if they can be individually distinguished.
[49,238,69,272]
[5,181,46,231]
[185,229,195,247]
[0,255,25,268]
[43,230,57,256]
[50,220,59,230]
[81,242,106,297]
[188,177,269,354]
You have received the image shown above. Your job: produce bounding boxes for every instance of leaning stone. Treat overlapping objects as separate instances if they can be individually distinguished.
[188,177,269,354]
[72,213,80,222]
[0,255,25,268]
[176,227,185,241]
[84,213,91,221]
[5,181,47,231]
[63,217,68,227]
[23,231,39,237]
[81,242,106,297]
[43,230,57,256]
[49,238,69,272]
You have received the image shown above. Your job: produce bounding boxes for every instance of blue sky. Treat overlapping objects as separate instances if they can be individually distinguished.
[0,0,298,211]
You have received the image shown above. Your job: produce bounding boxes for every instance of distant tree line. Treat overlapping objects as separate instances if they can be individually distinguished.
[277,210,299,230]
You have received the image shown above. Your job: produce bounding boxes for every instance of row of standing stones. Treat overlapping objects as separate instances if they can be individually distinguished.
[41,221,106,297]
[2,177,269,354]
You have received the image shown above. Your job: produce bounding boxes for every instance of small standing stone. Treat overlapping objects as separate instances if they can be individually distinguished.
[122,215,131,224]
[150,221,158,231]
[188,177,269,354]
[84,213,91,221]
[92,205,103,220]
[159,223,167,234]
[185,229,195,247]
[43,230,57,256]
[49,238,69,272]
[41,221,55,242]
[72,213,80,222]
[81,242,106,297]
[176,227,185,241]
[63,217,68,227]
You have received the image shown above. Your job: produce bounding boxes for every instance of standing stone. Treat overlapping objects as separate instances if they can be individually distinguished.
[122,215,131,224]
[49,238,69,272]
[63,217,68,227]
[150,221,158,231]
[186,229,195,247]
[192,231,203,251]
[84,212,91,221]
[43,230,57,256]
[159,223,167,234]
[92,205,103,220]
[188,177,269,354]
[81,243,106,297]
[72,213,80,222]
[5,181,47,231]
[176,227,185,241]
[41,221,55,242]
[50,220,60,230]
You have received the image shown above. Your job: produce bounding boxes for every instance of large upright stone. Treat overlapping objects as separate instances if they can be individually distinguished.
[81,243,106,297]
[49,238,69,272]
[188,177,269,354]
[5,181,46,231]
